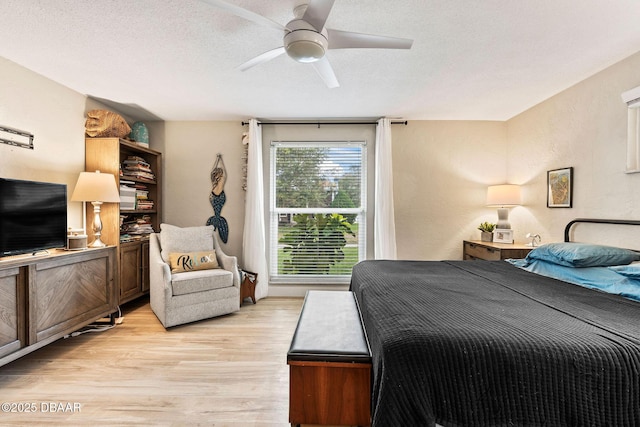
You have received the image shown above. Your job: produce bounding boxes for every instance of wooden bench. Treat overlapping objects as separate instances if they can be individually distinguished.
[287,290,371,427]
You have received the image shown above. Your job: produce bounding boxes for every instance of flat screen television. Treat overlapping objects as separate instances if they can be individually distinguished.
[0,177,67,257]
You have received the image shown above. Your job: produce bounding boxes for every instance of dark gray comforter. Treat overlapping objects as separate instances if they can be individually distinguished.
[350,260,640,426]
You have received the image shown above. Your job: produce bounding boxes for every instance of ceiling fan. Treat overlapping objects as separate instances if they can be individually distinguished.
[201,0,413,88]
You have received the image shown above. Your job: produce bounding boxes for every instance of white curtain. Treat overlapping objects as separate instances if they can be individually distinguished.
[374,118,398,259]
[242,119,269,300]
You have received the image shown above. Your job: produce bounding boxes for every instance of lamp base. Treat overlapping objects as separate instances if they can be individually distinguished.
[89,201,107,248]
[496,207,511,229]
[88,238,107,248]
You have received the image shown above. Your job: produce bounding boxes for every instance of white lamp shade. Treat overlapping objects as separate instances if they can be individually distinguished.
[71,171,120,203]
[486,184,521,207]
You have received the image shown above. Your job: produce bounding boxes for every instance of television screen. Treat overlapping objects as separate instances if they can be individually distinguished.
[0,178,67,257]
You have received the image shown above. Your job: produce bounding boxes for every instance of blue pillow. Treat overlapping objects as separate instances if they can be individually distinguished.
[507,258,640,301]
[609,263,640,278]
[524,242,640,268]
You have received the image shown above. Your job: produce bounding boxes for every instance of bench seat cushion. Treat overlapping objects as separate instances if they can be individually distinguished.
[171,269,233,296]
[288,291,370,363]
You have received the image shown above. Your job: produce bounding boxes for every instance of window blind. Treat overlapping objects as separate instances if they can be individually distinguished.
[269,141,367,283]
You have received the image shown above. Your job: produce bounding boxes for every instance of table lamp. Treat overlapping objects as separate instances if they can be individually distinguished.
[71,170,120,247]
[486,184,521,229]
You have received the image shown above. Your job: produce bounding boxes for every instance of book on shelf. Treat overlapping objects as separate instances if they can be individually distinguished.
[120,214,154,238]
[135,200,154,210]
[120,233,151,243]
[119,180,154,211]
[121,155,156,181]
[119,182,137,211]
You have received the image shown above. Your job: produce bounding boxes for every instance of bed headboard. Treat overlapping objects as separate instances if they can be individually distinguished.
[564,218,640,243]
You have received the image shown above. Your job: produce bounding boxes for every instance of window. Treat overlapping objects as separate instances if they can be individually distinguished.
[626,107,640,173]
[269,141,367,283]
[622,85,640,173]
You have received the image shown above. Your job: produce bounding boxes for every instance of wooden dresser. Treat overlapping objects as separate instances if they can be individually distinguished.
[0,247,116,367]
[463,240,533,260]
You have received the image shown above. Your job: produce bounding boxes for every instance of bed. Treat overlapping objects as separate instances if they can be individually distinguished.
[350,219,640,426]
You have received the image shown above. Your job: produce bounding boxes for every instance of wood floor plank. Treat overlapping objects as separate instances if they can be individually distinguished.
[0,296,303,426]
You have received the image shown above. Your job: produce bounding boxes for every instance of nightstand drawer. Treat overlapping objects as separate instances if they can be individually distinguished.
[463,240,533,261]
[464,241,501,260]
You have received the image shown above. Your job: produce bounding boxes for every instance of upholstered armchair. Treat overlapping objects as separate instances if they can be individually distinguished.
[149,224,240,328]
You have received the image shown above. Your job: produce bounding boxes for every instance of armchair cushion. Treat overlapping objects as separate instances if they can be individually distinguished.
[160,224,214,263]
[169,251,219,273]
[171,268,234,296]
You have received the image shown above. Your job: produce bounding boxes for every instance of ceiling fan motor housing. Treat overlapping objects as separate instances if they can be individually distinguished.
[284,19,328,63]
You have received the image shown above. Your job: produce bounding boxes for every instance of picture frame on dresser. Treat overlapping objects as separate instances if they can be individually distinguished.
[493,229,513,244]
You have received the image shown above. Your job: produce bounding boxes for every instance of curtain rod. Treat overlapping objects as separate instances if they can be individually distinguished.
[240,120,407,127]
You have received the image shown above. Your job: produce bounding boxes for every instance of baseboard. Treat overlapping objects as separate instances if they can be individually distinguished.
[267,283,350,297]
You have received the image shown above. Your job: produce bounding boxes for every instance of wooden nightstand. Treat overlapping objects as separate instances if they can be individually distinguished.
[463,240,533,260]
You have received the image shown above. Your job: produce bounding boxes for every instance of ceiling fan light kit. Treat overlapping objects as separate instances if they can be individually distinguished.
[204,0,413,87]
[284,21,328,63]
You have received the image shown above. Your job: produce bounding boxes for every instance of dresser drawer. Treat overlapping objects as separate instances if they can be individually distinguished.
[464,241,501,260]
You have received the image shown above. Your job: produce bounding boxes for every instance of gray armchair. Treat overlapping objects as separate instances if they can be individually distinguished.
[149,224,240,328]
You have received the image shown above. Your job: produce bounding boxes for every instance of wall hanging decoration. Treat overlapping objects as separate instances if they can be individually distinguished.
[547,167,573,208]
[0,125,34,149]
[206,154,229,243]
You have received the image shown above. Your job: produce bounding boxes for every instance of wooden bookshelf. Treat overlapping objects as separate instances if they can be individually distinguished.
[85,137,161,305]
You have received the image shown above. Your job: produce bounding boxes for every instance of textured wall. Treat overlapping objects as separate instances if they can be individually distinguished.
[391,121,508,259]
[507,51,640,247]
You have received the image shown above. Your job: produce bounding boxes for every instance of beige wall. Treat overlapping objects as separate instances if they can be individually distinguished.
[162,121,246,258]
[507,50,640,247]
[0,57,87,229]
[391,121,508,259]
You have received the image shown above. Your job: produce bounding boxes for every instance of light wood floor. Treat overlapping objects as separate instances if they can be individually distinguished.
[0,297,303,426]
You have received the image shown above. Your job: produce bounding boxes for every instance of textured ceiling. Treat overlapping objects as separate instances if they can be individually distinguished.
[2,0,640,121]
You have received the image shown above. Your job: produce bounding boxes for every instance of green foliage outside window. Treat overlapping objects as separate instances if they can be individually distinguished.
[330,190,357,223]
[280,213,355,274]
[275,147,327,208]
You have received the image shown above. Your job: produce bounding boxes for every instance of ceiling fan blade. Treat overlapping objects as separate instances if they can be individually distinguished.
[238,47,286,71]
[311,56,339,88]
[302,0,335,32]
[200,0,286,32]
[327,28,413,49]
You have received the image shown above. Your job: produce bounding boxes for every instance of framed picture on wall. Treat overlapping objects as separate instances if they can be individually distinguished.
[493,229,513,244]
[547,167,573,208]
